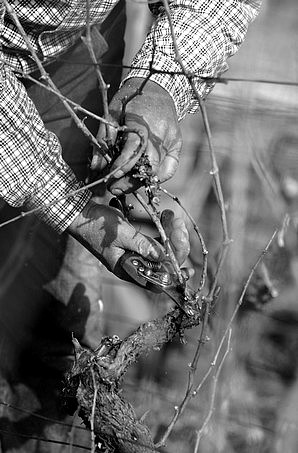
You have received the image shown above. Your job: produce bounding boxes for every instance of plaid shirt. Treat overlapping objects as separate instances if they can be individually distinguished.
[0,0,261,232]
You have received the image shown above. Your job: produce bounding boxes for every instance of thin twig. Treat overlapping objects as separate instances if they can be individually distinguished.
[27,57,298,88]
[120,74,152,124]
[199,102,232,301]
[0,428,90,450]
[187,299,211,390]
[204,230,277,375]
[0,401,87,431]
[193,329,232,452]
[160,187,208,293]
[13,68,121,130]
[199,102,229,243]
[82,0,113,147]
[155,302,210,448]
[134,191,184,285]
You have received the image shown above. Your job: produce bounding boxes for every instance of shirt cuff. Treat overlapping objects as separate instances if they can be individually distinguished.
[26,180,92,235]
[123,53,217,121]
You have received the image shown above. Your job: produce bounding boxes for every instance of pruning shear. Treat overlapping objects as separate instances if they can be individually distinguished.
[118,251,197,317]
[110,192,198,316]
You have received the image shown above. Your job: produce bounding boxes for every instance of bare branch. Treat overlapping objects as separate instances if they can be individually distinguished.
[207,230,277,371]
[134,191,185,286]
[8,66,121,130]
[155,302,210,447]
[160,186,208,293]
[82,0,113,147]
[193,329,232,452]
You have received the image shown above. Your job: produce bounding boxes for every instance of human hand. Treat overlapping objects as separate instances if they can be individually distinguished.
[68,202,191,284]
[68,199,165,280]
[91,78,182,195]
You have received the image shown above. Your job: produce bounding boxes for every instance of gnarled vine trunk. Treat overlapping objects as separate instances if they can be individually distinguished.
[63,306,202,452]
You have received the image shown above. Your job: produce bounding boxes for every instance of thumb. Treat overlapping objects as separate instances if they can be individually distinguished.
[161,209,190,265]
[157,142,181,183]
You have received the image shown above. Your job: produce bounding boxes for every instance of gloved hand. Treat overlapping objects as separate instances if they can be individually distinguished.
[91,78,182,195]
[68,201,191,283]
[68,199,164,278]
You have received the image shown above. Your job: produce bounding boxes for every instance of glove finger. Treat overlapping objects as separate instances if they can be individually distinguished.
[157,141,181,182]
[171,219,190,265]
[161,210,189,265]
[160,209,175,236]
[132,235,165,261]
[113,234,165,276]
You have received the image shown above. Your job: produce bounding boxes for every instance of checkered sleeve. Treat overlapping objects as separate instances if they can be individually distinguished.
[124,0,262,120]
[0,63,92,233]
